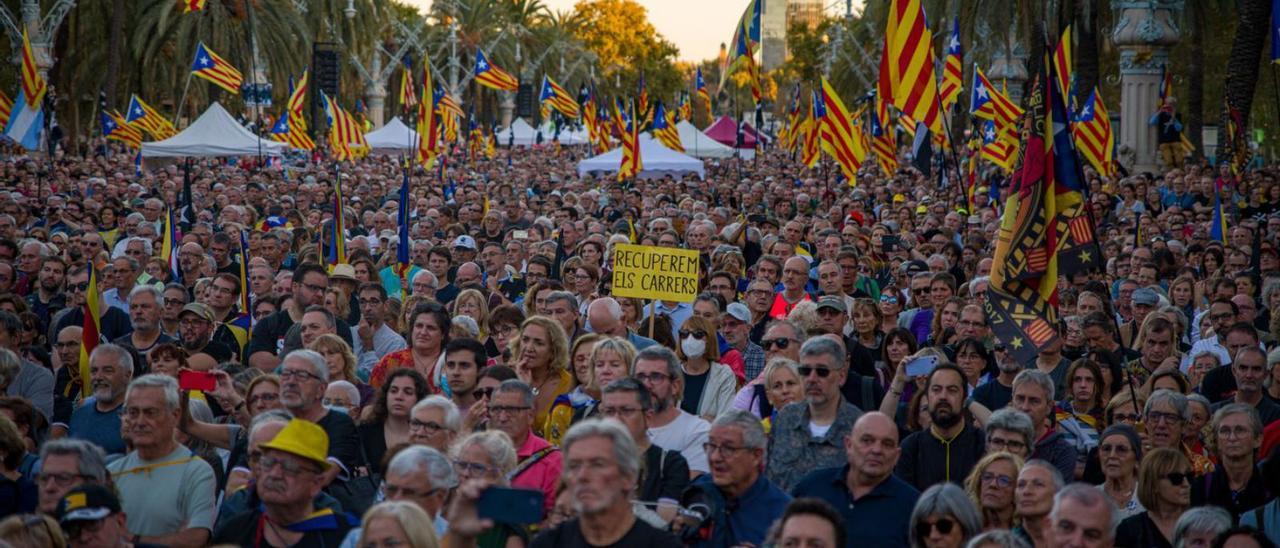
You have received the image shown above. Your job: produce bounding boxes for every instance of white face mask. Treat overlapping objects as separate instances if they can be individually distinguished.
[681,336,706,358]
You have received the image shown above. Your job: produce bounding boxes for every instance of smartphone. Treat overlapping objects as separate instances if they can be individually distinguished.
[512,230,529,240]
[905,355,939,378]
[478,487,544,525]
[882,235,901,253]
[178,370,217,392]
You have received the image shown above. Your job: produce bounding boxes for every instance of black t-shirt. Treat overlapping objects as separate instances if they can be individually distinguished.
[246,309,296,359]
[973,379,1013,411]
[639,445,690,505]
[316,409,363,473]
[195,339,236,365]
[531,517,679,548]
[681,370,709,415]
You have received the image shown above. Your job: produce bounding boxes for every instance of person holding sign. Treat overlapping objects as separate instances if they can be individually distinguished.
[612,243,701,342]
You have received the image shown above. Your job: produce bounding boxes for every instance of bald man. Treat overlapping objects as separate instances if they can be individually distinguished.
[436,262,481,306]
[586,297,656,350]
[770,256,814,319]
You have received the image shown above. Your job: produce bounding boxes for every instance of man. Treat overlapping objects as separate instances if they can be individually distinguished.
[761,319,803,364]
[36,439,110,515]
[113,286,174,373]
[1199,323,1264,403]
[0,312,53,420]
[767,337,862,491]
[774,499,848,548]
[745,278,774,343]
[1182,299,1239,370]
[790,412,920,547]
[204,273,241,324]
[52,266,131,348]
[55,484,139,548]
[680,411,791,547]
[160,284,187,339]
[955,304,990,342]
[1048,483,1118,548]
[102,256,142,314]
[896,363,985,490]
[1014,460,1067,547]
[177,303,235,370]
[13,240,46,296]
[1032,335,1072,401]
[340,446,457,546]
[897,272,934,331]
[213,419,357,546]
[108,374,216,547]
[409,270,438,301]
[1119,287,1159,349]
[814,295,847,336]
[585,297,657,350]
[248,265,274,300]
[984,408,1036,460]
[480,241,524,303]
[600,377,690,524]
[1009,370,1077,481]
[352,283,407,377]
[1124,316,1179,389]
[720,302,765,381]
[1191,403,1268,518]
[277,349,363,474]
[1212,347,1280,426]
[408,396,461,454]
[437,261,480,305]
[442,338,486,413]
[972,345,1021,411]
[634,345,711,476]
[68,344,133,456]
[488,379,561,515]
[544,291,583,342]
[770,257,813,319]
[247,264,352,371]
[1145,389,1214,476]
[1081,312,1141,368]
[25,254,66,326]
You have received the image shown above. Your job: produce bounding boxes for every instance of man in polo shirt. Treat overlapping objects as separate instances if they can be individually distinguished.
[488,379,561,516]
[770,257,813,319]
[791,412,920,547]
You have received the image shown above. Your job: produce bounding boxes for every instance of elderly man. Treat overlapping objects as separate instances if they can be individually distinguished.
[635,345,711,476]
[488,379,561,515]
[766,337,862,491]
[36,439,110,516]
[68,344,134,456]
[1014,460,1067,546]
[340,446,457,546]
[745,278,775,343]
[108,374,216,547]
[719,302,766,381]
[409,270,439,301]
[679,411,791,547]
[437,261,481,305]
[791,412,920,547]
[1048,483,1119,548]
[1191,403,1267,518]
[213,419,357,546]
[1011,370,1077,480]
[408,395,461,454]
[761,319,803,364]
[770,256,813,319]
[277,349,362,474]
[1211,347,1280,427]
[113,285,174,372]
[1146,389,1214,476]
[544,291,583,343]
[586,297,657,350]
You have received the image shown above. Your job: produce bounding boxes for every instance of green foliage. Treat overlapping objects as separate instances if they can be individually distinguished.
[568,0,681,101]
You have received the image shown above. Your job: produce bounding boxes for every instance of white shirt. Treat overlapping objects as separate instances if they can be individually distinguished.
[648,411,711,474]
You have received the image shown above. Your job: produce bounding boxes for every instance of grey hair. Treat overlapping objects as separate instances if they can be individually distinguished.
[248,409,294,440]
[590,297,624,321]
[909,483,982,548]
[327,381,361,407]
[0,349,19,389]
[712,410,767,450]
[633,345,683,383]
[1172,506,1233,548]
[496,379,535,409]
[761,357,800,384]
[560,418,641,482]
[1012,369,1055,402]
[968,276,990,298]
[38,439,109,483]
[125,374,180,411]
[763,319,803,341]
[985,408,1036,451]
[282,349,330,383]
[1211,402,1263,439]
[1021,459,1066,489]
[411,270,439,290]
[128,283,165,307]
[799,336,846,369]
[1189,349,1223,368]
[1050,483,1119,539]
[1234,346,1268,367]
[387,445,459,490]
[113,236,152,258]
[966,530,1031,548]
[451,430,518,477]
[90,343,135,377]
[1145,389,1190,421]
[451,315,481,338]
[544,291,579,313]
[411,395,462,433]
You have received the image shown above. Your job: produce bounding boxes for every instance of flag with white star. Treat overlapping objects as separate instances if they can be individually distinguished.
[190,42,243,94]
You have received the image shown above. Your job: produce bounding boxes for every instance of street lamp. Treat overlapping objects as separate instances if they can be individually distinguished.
[344,0,356,19]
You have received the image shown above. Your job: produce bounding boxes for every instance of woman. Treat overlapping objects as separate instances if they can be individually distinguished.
[675,316,737,421]
[449,430,527,548]
[452,289,491,340]
[1097,424,1145,520]
[486,305,525,367]
[359,501,439,548]
[325,286,351,323]
[617,296,644,333]
[1168,276,1197,331]
[909,483,982,548]
[358,368,429,475]
[0,416,35,518]
[577,240,603,269]
[244,374,284,418]
[543,334,605,440]
[1188,351,1222,395]
[371,303,450,391]
[1172,507,1234,548]
[252,296,279,322]
[1143,369,1190,397]
[148,343,189,378]
[879,292,903,333]
[351,257,378,286]
[953,338,994,392]
[1114,448,1191,548]
[1184,394,1212,462]
[0,513,65,547]
[882,328,920,398]
[572,264,600,308]
[850,298,887,383]
[964,452,1023,531]
[522,280,564,318]
[584,337,638,405]
[1056,359,1105,478]
[732,358,803,432]
[509,316,573,441]
[310,333,374,409]
[927,297,965,347]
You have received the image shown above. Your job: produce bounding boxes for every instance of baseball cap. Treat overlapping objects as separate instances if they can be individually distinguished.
[901,260,928,275]
[57,485,121,524]
[724,302,751,323]
[452,235,477,250]
[816,295,847,313]
[179,302,215,323]
[1132,287,1159,307]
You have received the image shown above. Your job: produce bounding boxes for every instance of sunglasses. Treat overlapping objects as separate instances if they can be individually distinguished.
[1164,472,1192,486]
[916,518,957,538]
[761,338,794,350]
[797,366,834,378]
[472,387,495,400]
[678,330,707,340]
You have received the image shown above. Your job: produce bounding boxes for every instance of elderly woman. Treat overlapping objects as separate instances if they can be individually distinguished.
[508,316,573,441]
[1010,460,1065,547]
[452,289,490,340]
[1097,424,1145,520]
[675,316,737,421]
[983,408,1035,460]
[358,368,430,474]
[449,430,528,548]
[964,452,1023,531]
[1171,506,1232,548]
[1145,389,1214,476]
[1115,448,1192,548]
[309,333,374,410]
[731,358,803,431]
[909,483,983,548]
[359,501,439,548]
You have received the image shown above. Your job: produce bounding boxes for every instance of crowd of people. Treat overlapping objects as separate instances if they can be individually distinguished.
[0,136,1277,548]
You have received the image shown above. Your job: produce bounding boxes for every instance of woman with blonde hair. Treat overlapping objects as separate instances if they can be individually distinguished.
[1115,448,1192,547]
[309,333,375,406]
[325,286,351,323]
[964,451,1024,532]
[509,316,574,441]
[452,288,491,338]
[359,501,439,548]
[675,315,737,420]
[0,513,65,547]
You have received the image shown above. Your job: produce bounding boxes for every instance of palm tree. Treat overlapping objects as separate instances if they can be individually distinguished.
[1224,0,1271,135]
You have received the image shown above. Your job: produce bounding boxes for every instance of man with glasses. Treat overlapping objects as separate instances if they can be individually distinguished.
[769,257,813,320]
[177,303,234,371]
[248,264,347,372]
[1182,299,1238,372]
[1190,403,1267,519]
[341,446,457,546]
[745,278,774,344]
[600,377,690,524]
[36,439,109,516]
[984,408,1035,460]
[767,337,863,491]
[213,419,356,546]
[1145,389,1214,476]
[352,283,407,377]
[409,270,439,301]
[487,379,561,515]
[408,395,461,454]
[159,284,187,339]
[624,346,710,479]
[278,349,363,476]
[760,320,803,364]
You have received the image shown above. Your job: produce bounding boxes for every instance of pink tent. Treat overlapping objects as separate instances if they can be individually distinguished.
[704,116,758,148]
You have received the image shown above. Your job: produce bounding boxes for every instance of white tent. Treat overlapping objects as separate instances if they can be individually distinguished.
[364,117,419,152]
[494,118,539,146]
[577,136,705,180]
[538,122,589,145]
[675,121,739,159]
[141,102,287,158]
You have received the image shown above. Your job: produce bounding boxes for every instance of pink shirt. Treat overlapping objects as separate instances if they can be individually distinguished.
[511,431,562,516]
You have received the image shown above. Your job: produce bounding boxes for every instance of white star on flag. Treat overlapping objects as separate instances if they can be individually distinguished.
[1080,105,1092,119]
[949,35,960,52]
[199,55,211,67]
[976,83,989,100]
[133,107,143,117]
[478,59,487,70]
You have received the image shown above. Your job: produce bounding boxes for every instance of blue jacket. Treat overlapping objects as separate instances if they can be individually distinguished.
[684,473,790,548]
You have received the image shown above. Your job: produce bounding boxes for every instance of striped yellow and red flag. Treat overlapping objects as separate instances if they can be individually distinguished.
[879,0,942,135]
[474,50,518,91]
[77,268,102,398]
[815,78,869,186]
[617,102,642,180]
[1052,26,1073,105]
[184,0,208,13]
[399,57,418,110]
[939,19,963,111]
[970,66,1024,131]
[539,75,580,119]
[870,96,898,175]
[416,61,441,168]
[0,91,15,130]
[800,115,820,168]
[191,42,243,94]
[20,29,46,108]
[323,92,367,160]
[1072,88,1116,177]
[289,70,308,127]
[125,95,177,140]
[102,110,144,149]
[652,102,683,152]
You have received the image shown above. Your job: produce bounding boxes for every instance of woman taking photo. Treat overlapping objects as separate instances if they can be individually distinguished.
[370,303,450,391]
[1114,448,1192,548]
[358,368,430,474]
[508,316,573,441]
[964,452,1023,532]
[675,316,737,421]
[1096,425,1144,520]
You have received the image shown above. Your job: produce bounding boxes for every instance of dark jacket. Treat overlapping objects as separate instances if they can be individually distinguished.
[1033,428,1078,482]
[895,423,986,491]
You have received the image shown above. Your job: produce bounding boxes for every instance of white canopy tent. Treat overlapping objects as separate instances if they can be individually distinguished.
[675,121,739,159]
[577,136,705,180]
[141,102,287,158]
[538,122,589,145]
[363,117,419,152]
[494,118,539,146]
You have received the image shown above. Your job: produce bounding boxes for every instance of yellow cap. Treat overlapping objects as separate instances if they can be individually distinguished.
[893,193,906,203]
[916,205,927,214]
[260,419,331,470]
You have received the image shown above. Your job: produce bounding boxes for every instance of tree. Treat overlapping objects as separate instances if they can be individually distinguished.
[1224,0,1271,137]
[568,0,680,100]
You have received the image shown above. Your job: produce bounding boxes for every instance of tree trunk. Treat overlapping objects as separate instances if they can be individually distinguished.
[1186,1,1205,160]
[104,0,125,108]
[1073,0,1101,108]
[1224,0,1271,132]
[1020,0,1045,101]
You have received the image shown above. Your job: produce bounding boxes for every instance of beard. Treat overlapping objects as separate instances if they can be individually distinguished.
[930,404,963,429]
[997,360,1023,375]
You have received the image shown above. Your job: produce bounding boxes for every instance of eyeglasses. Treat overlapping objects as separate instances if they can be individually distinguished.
[453,459,497,476]
[797,366,834,378]
[259,455,322,476]
[916,517,957,537]
[487,405,530,416]
[410,419,449,434]
[981,472,1013,487]
[1147,411,1184,424]
[36,472,89,486]
[678,330,707,340]
[472,387,495,400]
[1163,471,1192,486]
[380,481,439,500]
[702,442,751,457]
[599,406,643,418]
[987,438,1027,452]
[279,369,322,382]
[761,338,796,350]
[68,282,90,292]
[1217,425,1253,439]
[248,392,279,405]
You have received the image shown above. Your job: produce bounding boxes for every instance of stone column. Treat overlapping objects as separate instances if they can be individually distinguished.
[1112,1,1182,173]
[365,54,386,128]
[988,38,1028,105]
[499,94,515,128]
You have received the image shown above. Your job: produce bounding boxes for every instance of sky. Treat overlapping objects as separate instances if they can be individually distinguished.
[401,0,778,62]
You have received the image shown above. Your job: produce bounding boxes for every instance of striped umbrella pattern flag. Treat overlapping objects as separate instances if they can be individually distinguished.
[191,42,243,94]
[20,29,46,108]
[125,94,177,139]
[1072,88,1115,177]
[879,0,942,135]
[474,49,518,91]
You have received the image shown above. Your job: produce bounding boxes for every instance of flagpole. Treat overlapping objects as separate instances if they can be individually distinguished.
[175,73,193,127]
